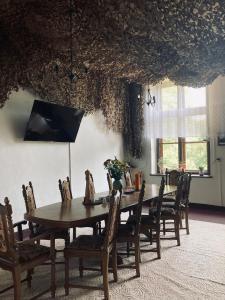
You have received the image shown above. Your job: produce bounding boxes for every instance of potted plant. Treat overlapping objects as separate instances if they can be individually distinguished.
[199,166,204,176]
[104,157,128,191]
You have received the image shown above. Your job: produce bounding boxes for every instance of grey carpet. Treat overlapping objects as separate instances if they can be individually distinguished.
[0,220,225,299]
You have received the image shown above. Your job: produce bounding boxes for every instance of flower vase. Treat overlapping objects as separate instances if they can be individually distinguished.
[113,179,122,192]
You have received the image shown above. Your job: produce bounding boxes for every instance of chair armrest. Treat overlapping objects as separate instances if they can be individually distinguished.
[13,220,27,228]
[17,230,54,245]
[13,220,27,241]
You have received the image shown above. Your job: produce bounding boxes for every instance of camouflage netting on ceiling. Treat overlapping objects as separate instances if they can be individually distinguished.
[1,0,225,156]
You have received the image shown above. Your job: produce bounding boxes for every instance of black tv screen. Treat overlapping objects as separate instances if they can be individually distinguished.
[24,100,84,142]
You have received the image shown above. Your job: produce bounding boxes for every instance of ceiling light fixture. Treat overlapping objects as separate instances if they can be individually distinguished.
[146,80,156,107]
[53,0,88,85]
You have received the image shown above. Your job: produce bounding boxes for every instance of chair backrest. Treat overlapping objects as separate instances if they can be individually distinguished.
[134,180,146,235]
[0,198,17,260]
[154,177,165,223]
[124,169,133,188]
[22,181,36,214]
[182,173,192,205]
[107,172,113,194]
[59,176,73,202]
[165,169,181,185]
[174,174,184,209]
[103,193,121,250]
[84,170,96,204]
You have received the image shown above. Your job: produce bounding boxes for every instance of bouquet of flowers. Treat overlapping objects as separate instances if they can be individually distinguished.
[104,157,128,180]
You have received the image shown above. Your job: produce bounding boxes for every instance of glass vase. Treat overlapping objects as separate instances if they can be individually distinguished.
[113,179,122,192]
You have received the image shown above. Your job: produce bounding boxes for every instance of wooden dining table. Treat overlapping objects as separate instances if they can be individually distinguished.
[24,184,177,229]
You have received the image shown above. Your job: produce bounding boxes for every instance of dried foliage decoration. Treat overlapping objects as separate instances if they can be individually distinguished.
[1,0,225,155]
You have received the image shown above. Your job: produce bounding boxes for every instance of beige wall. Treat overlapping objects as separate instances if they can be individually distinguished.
[129,76,225,206]
[0,89,123,222]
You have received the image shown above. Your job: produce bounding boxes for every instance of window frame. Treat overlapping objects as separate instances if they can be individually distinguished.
[156,137,210,175]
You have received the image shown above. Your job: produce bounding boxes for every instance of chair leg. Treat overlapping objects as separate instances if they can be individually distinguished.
[65,231,70,247]
[79,258,84,278]
[93,225,98,235]
[65,257,69,296]
[12,268,21,300]
[185,207,190,235]
[134,239,140,277]
[150,228,153,245]
[179,211,183,228]
[102,254,109,300]
[73,227,77,240]
[51,239,56,298]
[156,229,161,259]
[111,245,118,282]
[98,221,102,234]
[126,242,130,257]
[163,219,166,235]
[175,217,181,246]
[27,269,33,288]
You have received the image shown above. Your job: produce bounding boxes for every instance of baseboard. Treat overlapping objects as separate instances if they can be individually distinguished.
[189,203,225,211]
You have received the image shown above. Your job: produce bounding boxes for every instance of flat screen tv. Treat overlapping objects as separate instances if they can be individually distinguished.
[24,100,84,142]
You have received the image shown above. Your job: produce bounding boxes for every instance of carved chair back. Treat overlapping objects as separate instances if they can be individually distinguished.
[155,177,165,224]
[103,193,121,251]
[165,169,182,186]
[181,173,192,206]
[59,176,73,202]
[22,182,39,236]
[0,198,17,260]
[134,180,145,236]
[84,170,96,204]
[174,174,184,210]
[124,169,133,188]
[22,182,36,214]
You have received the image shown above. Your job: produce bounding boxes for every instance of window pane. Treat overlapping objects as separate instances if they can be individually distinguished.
[162,86,177,111]
[184,115,207,137]
[184,87,206,108]
[186,142,208,171]
[161,143,179,170]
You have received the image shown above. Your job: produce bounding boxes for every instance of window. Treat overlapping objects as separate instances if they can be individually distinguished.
[146,81,210,174]
[156,137,210,174]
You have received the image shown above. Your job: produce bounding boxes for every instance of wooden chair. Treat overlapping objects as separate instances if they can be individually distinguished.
[140,177,165,259]
[181,173,192,234]
[163,173,192,234]
[59,176,98,238]
[64,193,121,300]
[165,169,182,186]
[22,181,70,246]
[117,181,146,277]
[0,197,56,300]
[158,175,184,246]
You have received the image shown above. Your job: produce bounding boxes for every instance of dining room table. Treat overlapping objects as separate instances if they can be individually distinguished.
[24,184,177,229]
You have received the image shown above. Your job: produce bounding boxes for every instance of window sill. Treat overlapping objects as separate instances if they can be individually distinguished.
[150,173,213,179]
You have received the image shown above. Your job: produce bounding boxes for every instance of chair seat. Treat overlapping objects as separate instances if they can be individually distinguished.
[163,202,185,209]
[18,243,50,263]
[149,207,176,217]
[163,195,175,202]
[32,224,69,239]
[127,214,156,226]
[117,223,134,238]
[67,235,104,251]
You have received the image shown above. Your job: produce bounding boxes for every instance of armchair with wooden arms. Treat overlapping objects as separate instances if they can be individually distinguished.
[117,180,146,277]
[64,193,121,300]
[0,197,56,300]
[22,181,70,246]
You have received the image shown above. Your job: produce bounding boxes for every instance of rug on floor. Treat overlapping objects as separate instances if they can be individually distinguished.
[0,220,225,300]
